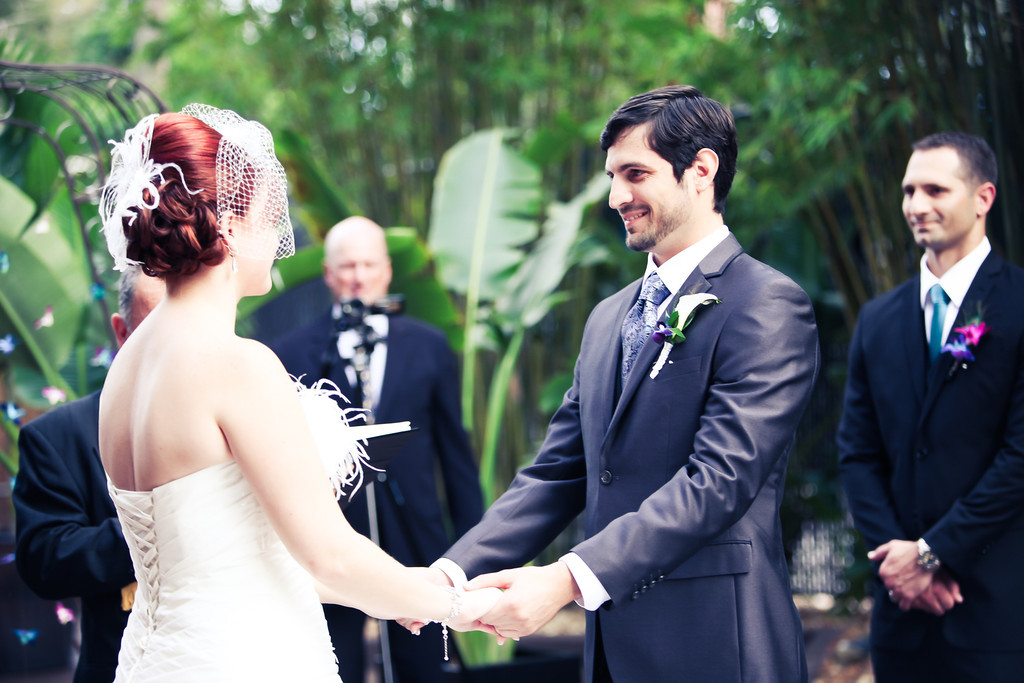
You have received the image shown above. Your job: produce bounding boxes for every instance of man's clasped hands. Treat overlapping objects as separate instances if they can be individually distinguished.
[869,540,963,616]
[400,562,583,642]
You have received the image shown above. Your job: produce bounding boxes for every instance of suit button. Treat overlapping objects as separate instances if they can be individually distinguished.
[916,448,928,460]
[600,470,613,485]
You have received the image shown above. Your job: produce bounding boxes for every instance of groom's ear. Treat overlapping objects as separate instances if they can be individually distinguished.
[691,148,720,195]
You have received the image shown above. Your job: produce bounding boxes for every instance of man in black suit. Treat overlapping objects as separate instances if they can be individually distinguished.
[838,132,1024,681]
[14,268,165,683]
[271,216,483,683]
[427,85,819,682]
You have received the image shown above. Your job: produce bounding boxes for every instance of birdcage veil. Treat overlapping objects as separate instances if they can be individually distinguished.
[99,104,294,271]
[181,103,294,262]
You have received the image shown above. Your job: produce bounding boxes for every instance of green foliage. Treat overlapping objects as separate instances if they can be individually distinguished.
[5,0,1022,626]
[0,180,90,401]
[429,129,542,304]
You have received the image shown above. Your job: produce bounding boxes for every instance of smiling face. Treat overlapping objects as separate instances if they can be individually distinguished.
[604,123,718,265]
[902,146,994,273]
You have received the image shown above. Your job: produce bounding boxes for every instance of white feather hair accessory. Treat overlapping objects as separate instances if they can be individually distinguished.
[98,113,200,271]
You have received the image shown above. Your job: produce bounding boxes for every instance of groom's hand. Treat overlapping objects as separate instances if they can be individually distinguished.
[466,562,581,641]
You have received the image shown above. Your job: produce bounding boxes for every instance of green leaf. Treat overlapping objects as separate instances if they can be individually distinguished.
[0,177,86,397]
[428,128,541,302]
[499,173,610,328]
[428,128,542,429]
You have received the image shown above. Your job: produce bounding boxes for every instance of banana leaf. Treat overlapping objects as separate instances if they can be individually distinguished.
[0,176,85,404]
[427,129,541,426]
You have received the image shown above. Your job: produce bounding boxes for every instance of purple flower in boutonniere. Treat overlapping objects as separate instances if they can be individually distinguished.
[649,293,720,379]
[941,338,974,363]
[941,316,988,376]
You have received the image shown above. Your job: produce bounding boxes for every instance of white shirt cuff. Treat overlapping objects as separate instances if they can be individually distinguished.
[559,552,610,611]
[430,558,468,589]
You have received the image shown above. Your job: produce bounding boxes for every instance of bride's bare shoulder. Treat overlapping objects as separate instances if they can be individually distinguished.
[210,336,292,393]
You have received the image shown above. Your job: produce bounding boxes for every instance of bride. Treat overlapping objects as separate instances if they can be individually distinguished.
[97,105,498,681]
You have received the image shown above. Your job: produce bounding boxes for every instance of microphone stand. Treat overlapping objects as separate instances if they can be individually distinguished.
[348,320,396,683]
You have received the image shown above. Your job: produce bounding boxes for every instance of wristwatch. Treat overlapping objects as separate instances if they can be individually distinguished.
[917,537,941,572]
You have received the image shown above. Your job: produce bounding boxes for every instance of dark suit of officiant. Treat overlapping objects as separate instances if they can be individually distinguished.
[445,234,819,682]
[272,312,482,682]
[14,392,134,683]
[838,251,1024,674]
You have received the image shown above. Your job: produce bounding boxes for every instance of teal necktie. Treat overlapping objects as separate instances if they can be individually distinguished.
[929,283,950,363]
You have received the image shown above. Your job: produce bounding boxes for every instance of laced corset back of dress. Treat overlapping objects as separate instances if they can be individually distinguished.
[108,484,160,649]
[108,483,161,675]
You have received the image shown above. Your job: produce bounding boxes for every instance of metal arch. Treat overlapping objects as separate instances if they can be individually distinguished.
[0,60,167,343]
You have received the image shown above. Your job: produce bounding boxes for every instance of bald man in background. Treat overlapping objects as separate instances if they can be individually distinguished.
[271,217,483,683]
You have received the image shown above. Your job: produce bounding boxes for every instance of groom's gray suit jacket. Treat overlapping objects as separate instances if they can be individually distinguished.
[445,234,819,682]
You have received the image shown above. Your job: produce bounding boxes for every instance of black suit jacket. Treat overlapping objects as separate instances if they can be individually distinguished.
[446,235,819,682]
[838,251,1024,653]
[271,313,483,566]
[14,392,134,683]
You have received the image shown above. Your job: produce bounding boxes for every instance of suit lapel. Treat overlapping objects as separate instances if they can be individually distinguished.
[919,253,1003,423]
[896,277,928,404]
[604,235,741,443]
[589,284,638,440]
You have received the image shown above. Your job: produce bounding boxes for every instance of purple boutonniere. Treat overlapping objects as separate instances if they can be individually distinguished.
[941,317,988,376]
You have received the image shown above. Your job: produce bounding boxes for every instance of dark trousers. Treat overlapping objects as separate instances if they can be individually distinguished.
[592,614,613,683]
[872,619,1024,683]
[326,603,448,683]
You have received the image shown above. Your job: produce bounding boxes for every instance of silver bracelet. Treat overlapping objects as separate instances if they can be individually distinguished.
[440,586,463,661]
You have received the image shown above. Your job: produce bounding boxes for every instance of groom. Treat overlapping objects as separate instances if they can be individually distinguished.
[430,85,819,681]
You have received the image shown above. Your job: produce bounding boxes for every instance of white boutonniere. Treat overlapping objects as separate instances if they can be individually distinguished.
[648,293,721,379]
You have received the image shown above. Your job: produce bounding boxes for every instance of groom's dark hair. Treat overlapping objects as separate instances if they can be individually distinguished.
[600,85,737,215]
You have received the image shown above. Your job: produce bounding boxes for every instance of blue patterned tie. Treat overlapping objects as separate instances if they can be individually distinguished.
[621,272,670,383]
[929,283,950,363]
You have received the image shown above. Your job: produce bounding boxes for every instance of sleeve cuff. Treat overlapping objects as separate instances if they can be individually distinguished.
[559,552,610,611]
[430,558,468,589]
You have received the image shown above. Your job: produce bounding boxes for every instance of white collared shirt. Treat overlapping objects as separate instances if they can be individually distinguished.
[919,237,991,345]
[645,225,732,317]
[330,305,389,410]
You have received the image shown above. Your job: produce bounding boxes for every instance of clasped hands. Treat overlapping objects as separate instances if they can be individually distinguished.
[399,562,581,643]
[869,539,963,616]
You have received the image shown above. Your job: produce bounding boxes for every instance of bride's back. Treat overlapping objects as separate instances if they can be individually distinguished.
[99,290,238,492]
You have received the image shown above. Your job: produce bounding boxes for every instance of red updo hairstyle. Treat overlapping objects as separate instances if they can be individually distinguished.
[123,113,228,277]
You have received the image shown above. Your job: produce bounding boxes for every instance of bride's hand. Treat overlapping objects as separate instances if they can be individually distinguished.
[449,586,503,632]
[397,567,453,635]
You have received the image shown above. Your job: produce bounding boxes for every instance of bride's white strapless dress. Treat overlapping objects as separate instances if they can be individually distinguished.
[106,380,383,682]
[108,460,341,682]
